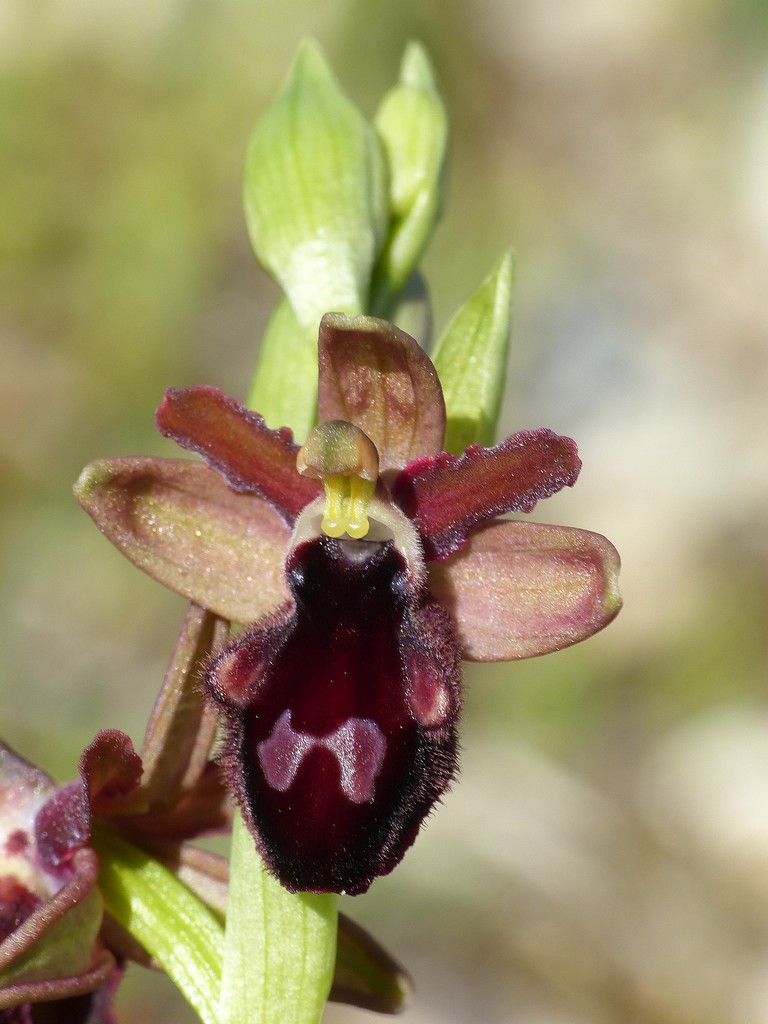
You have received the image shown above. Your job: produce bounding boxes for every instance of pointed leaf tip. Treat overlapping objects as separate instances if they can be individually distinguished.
[433,250,516,453]
[400,41,437,89]
[333,914,412,1014]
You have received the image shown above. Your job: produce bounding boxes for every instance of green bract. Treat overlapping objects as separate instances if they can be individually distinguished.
[243,41,388,339]
[247,298,318,440]
[372,42,448,312]
[432,250,516,453]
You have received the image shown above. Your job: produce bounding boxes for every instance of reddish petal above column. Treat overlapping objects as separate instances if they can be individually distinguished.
[428,521,622,661]
[317,313,445,474]
[74,457,291,624]
[156,386,321,523]
[393,428,581,560]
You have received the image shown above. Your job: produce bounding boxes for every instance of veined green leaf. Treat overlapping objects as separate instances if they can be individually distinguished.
[93,828,224,1024]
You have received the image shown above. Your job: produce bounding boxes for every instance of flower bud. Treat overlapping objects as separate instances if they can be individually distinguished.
[372,43,448,310]
[0,742,111,1011]
[243,40,388,336]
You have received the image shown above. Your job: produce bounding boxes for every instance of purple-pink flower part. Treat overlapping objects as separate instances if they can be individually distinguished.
[75,312,622,894]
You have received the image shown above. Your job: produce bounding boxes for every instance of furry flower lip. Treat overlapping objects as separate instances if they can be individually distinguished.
[75,313,622,895]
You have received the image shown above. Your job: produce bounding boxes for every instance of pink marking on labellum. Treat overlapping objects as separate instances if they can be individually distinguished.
[331,718,386,803]
[258,710,386,804]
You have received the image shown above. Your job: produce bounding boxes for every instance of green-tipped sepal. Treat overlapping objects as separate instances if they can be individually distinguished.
[432,250,515,453]
[244,41,388,337]
[372,42,448,312]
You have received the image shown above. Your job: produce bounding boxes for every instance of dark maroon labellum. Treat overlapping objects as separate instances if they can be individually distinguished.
[206,535,462,894]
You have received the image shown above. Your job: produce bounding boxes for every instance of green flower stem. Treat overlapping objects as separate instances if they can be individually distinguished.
[92,828,224,1024]
[220,814,337,1024]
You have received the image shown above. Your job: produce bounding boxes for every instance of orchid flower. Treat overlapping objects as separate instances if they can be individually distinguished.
[75,312,621,897]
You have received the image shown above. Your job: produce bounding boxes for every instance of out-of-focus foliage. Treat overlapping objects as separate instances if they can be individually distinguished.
[1,1,767,1021]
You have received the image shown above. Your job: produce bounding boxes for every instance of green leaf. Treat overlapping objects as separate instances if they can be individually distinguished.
[432,250,515,453]
[247,297,318,439]
[220,812,338,1024]
[243,39,388,338]
[92,828,224,1024]
[372,42,448,313]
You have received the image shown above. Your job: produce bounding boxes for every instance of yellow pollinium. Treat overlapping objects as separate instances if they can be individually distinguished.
[296,420,380,541]
[320,474,376,539]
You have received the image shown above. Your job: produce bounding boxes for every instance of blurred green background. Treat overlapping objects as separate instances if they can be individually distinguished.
[2,0,767,1021]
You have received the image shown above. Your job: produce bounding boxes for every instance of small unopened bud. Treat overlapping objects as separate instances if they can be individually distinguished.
[372,43,448,308]
[243,41,388,337]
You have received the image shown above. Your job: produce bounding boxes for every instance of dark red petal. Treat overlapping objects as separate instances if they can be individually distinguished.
[0,1003,31,1022]
[156,386,321,522]
[392,429,582,560]
[79,731,143,817]
[206,536,461,895]
[428,521,622,661]
[317,313,446,473]
[0,880,40,944]
[74,457,291,623]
